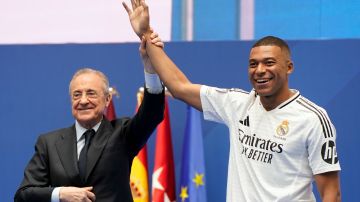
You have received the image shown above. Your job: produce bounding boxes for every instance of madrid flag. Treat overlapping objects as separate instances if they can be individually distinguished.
[104,87,119,121]
[104,99,117,121]
[152,98,176,202]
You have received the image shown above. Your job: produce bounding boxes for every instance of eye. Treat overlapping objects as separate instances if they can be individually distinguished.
[249,61,257,68]
[72,92,82,100]
[265,60,275,66]
[86,90,98,98]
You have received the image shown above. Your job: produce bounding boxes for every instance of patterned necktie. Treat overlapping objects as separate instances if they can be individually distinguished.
[78,129,95,181]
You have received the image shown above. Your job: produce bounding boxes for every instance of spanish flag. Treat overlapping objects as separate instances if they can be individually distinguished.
[130,89,150,202]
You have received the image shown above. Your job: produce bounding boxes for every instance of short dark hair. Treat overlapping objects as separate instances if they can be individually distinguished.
[252,36,291,56]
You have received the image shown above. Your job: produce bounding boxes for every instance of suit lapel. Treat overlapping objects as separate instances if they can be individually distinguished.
[55,126,82,184]
[85,119,113,181]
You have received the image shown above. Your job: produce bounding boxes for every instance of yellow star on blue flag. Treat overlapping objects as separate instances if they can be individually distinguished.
[178,105,207,202]
[192,173,205,188]
[179,186,189,202]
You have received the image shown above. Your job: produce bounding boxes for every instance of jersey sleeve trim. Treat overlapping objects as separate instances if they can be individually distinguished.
[296,97,334,139]
[313,165,341,175]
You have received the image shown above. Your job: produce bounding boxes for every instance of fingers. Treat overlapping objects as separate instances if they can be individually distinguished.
[139,36,146,51]
[130,0,136,10]
[141,0,148,11]
[135,0,140,7]
[150,32,158,39]
[139,36,147,57]
[151,37,164,48]
[83,187,95,201]
[87,191,96,202]
[155,41,164,48]
[141,36,146,48]
[122,2,132,15]
[84,186,93,191]
[149,32,164,48]
[59,186,95,202]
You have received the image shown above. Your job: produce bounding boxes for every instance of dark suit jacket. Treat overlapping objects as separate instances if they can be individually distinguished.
[14,89,164,202]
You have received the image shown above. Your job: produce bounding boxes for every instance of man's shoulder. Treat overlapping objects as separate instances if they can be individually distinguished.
[294,95,328,114]
[39,125,74,140]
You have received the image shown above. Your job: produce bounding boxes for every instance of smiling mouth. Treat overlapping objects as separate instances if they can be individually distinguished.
[256,78,271,84]
[78,108,93,111]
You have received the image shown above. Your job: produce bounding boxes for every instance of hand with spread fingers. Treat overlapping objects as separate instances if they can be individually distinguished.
[122,0,150,38]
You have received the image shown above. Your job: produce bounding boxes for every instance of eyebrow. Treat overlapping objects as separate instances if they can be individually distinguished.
[249,57,276,62]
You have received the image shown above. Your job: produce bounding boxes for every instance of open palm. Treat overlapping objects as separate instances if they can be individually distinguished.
[123,0,150,38]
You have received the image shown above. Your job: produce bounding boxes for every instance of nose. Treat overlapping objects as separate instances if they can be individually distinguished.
[255,63,266,74]
[79,93,89,104]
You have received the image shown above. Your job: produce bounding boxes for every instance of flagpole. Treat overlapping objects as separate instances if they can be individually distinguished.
[109,86,120,98]
[104,86,120,121]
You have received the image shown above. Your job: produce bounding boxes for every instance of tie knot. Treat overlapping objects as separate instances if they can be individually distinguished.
[83,129,95,143]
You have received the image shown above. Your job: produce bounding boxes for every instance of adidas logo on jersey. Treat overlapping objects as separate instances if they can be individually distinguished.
[239,116,250,127]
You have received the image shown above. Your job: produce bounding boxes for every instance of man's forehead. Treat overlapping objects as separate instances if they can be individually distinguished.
[70,74,103,90]
[72,87,97,92]
[250,45,281,52]
[251,45,286,57]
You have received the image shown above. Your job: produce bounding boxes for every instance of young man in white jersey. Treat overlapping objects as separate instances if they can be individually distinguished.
[123,1,341,201]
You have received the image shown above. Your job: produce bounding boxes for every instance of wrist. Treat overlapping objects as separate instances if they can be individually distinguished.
[144,71,163,94]
[144,68,156,74]
[142,29,152,39]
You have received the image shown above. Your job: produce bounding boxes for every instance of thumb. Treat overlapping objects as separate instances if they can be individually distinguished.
[84,186,93,191]
[139,36,146,52]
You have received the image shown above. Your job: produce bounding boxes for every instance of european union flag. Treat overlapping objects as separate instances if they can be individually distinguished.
[179,105,207,202]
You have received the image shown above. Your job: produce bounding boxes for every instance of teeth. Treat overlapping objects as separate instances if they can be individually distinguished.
[256,79,269,83]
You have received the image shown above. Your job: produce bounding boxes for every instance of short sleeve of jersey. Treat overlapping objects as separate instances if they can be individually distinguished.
[307,108,341,175]
[200,85,250,124]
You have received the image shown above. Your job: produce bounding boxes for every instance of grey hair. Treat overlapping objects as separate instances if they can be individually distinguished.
[69,68,110,95]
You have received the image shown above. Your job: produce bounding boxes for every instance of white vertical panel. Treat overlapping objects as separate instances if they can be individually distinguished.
[239,0,254,40]
[0,0,172,44]
[182,0,193,41]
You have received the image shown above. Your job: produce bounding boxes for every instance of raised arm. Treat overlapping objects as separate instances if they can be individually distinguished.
[123,0,202,110]
[143,34,202,111]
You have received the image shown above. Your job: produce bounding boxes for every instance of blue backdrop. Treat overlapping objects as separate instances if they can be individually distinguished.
[171,0,360,40]
[1,40,358,201]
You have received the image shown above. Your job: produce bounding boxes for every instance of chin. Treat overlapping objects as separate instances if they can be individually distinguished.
[78,120,96,128]
[76,115,94,123]
[255,88,267,95]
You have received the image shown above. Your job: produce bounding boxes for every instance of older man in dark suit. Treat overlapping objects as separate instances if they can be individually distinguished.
[14,1,168,200]
[14,66,164,202]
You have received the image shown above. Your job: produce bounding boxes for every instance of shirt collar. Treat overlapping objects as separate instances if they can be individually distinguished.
[75,120,102,142]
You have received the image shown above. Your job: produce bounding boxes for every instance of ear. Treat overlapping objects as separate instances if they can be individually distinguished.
[105,93,112,107]
[287,60,294,75]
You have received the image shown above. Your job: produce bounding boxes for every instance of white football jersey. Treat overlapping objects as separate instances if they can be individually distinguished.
[200,85,340,202]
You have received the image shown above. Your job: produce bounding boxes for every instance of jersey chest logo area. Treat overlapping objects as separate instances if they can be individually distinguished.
[274,120,290,140]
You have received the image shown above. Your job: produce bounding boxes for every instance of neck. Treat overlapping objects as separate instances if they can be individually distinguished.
[260,89,294,111]
[78,117,103,130]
